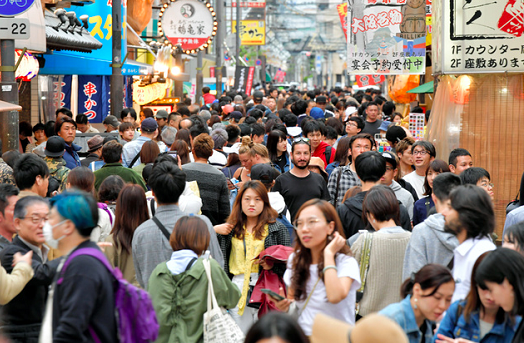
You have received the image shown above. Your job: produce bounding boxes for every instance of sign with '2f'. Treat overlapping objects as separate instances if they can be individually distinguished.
[433,0,524,73]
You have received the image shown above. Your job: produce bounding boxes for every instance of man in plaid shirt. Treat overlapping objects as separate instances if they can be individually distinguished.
[328,133,374,208]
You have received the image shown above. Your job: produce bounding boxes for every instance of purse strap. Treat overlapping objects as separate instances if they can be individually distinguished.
[357,232,373,294]
[152,216,171,241]
[298,275,321,317]
[203,258,221,312]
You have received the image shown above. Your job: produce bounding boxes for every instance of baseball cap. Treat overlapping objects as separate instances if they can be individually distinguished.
[156,110,168,119]
[253,91,264,101]
[87,135,104,153]
[311,313,409,343]
[45,136,66,158]
[379,120,392,132]
[381,151,397,169]
[141,117,158,132]
[103,115,120,128]
[230,111,243,122]
[250,163,278,184]
[222,104,234,114]
[385,125,407,143]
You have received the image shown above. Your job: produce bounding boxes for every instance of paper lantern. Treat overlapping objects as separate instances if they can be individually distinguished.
[387,75,419,104]
[451,75,471,105]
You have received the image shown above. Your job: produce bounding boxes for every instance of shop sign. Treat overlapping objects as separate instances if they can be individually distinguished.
[356,75,386,87]
[159,0,217,54]
[433,0,524,73]
[231,0,265,8]
[133,80,172,105]
[347,0,426,75]
[234,66,255,94]
[232,20,265,45]
[337,3,348,41]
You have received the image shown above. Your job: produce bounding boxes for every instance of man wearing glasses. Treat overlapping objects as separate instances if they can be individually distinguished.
[273,138,330,221]
[402,141,436,199]
[0,196,59,342]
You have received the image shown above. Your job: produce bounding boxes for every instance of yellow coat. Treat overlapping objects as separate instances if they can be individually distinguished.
[0,261,34,305]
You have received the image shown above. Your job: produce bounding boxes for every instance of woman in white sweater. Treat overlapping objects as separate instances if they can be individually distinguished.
[352,184,412,317]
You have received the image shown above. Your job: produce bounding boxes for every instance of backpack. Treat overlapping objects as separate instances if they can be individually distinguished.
[276,206,294,244]
[324,146,332,165]
[98,202,114,226]
[58,247,159,343]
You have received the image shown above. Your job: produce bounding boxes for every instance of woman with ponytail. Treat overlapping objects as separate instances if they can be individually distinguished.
[380,264,455,343]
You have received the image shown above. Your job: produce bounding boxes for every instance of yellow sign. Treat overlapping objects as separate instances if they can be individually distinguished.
[232,20,265,45]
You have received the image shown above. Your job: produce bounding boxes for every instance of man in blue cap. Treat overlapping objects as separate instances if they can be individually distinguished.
[121,117,159,168]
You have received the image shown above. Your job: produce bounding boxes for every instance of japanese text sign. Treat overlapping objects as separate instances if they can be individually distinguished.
[160,0,215,52]
[347,0,426,75]
[232,20,265,45]
[337,3,348,41]
[433,0,524,73]
[234,66,255,94]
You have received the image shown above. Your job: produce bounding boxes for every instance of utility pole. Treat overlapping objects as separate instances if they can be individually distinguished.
[236,0,241,68]
[174,49,183,98]
[111,0,123,117]
[215,0,224,96]
[195,51,203,106]
[0,39,19,151]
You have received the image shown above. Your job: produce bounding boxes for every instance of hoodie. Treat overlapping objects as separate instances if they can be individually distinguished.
[268,192,290,221]
[390,180,415,220]
[338,191,412,240]
[402,213,458,280]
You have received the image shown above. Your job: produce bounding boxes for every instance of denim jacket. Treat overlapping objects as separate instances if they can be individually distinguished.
[380,295,434,343]
[433,300,519,343]
[272,153,292,173]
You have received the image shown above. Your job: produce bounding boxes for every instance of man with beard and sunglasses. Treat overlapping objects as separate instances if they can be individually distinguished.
[441,184,496,303]
[272,138,330,221]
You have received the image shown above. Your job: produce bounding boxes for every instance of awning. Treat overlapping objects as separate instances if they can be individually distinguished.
[0,101,22,112]
[407,81,434,94]
[40,53,153,76]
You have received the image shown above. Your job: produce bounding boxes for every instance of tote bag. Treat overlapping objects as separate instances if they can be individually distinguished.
[202,259,245,343]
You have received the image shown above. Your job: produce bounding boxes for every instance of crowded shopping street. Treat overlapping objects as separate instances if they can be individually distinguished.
[0,0,524,341]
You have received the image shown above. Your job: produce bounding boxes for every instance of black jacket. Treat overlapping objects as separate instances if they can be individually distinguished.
[337,191,412,239]
[217,222,291,279]
[0,236,59,326]
[52,240,118,343]
[80,153,101,168]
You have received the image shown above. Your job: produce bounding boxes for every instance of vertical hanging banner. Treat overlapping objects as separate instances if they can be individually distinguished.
[77,76,110,123]
[234,66,255,94]
[347,0,426,74]
[432,0,524,73]
[337,3,348,41]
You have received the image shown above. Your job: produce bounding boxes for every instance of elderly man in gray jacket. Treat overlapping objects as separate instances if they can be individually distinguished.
[132,160,223,288]
[402,173,461,280]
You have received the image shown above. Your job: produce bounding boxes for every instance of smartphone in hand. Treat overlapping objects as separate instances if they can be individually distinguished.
[261,288,285,301]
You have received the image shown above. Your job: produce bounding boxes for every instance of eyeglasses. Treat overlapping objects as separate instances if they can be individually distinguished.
[479,182,494,188]
[346,121,358,127]
[293,218,322,231]
[412,150,428,156]
[292,137,310,146]
[22,215,49,224]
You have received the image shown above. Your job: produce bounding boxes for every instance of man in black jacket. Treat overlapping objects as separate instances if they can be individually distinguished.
[0,196,59,343]
[337,151,411,243]
[41,191,117,342]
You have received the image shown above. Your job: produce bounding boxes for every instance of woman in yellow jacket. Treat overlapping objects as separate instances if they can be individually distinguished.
[0,250,34,305]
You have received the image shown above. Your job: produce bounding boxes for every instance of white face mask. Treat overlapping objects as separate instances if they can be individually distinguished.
[43,220,67,249]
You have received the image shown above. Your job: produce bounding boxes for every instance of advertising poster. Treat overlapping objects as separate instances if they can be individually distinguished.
[234,66,255,94]
[433,0,524,73]
[232,20,266,45]
[347,0,426,74]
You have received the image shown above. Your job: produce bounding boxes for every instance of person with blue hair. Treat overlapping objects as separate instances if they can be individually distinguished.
[39,191,118,342]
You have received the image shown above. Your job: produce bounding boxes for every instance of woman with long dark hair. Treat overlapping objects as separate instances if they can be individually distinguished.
[474,248,524,343]
[215,180,290,333]
[267,130,290,173]
[412,159,450,226]
[435,252,517,343]
[170,139,191,165]
[103,184,149,286]
[326,136,351,177]
[380,264,455,343]
[273,199,360,336]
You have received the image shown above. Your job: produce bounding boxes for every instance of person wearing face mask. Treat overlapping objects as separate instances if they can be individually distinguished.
[380,264,456,343]
[0,196,60,343]
[39,191,118,342]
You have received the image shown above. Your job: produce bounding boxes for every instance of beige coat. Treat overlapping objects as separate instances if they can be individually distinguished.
[103,234,139,287]
[0,261,34,305]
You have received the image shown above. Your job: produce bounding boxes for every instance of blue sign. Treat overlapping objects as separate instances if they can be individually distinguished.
[0,0,35,17]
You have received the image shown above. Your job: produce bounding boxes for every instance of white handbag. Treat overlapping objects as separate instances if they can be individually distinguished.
[202,258,245,343]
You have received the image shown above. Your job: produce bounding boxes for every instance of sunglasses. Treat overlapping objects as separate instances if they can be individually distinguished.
[292,137,310,146]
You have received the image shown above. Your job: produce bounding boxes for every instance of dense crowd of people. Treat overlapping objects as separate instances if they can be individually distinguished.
[0,84,523,343]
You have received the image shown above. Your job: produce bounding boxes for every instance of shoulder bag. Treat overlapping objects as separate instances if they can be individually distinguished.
[356,231,372,315]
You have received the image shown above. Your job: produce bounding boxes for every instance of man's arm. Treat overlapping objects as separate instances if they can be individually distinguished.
[327,168,340,205]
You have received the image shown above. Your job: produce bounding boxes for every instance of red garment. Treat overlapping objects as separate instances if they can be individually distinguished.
[312,141,336,166]
[202,93,216,105]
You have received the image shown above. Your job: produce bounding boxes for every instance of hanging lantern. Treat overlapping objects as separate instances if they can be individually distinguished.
[451,75,472,105]
[387,75,419,104]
